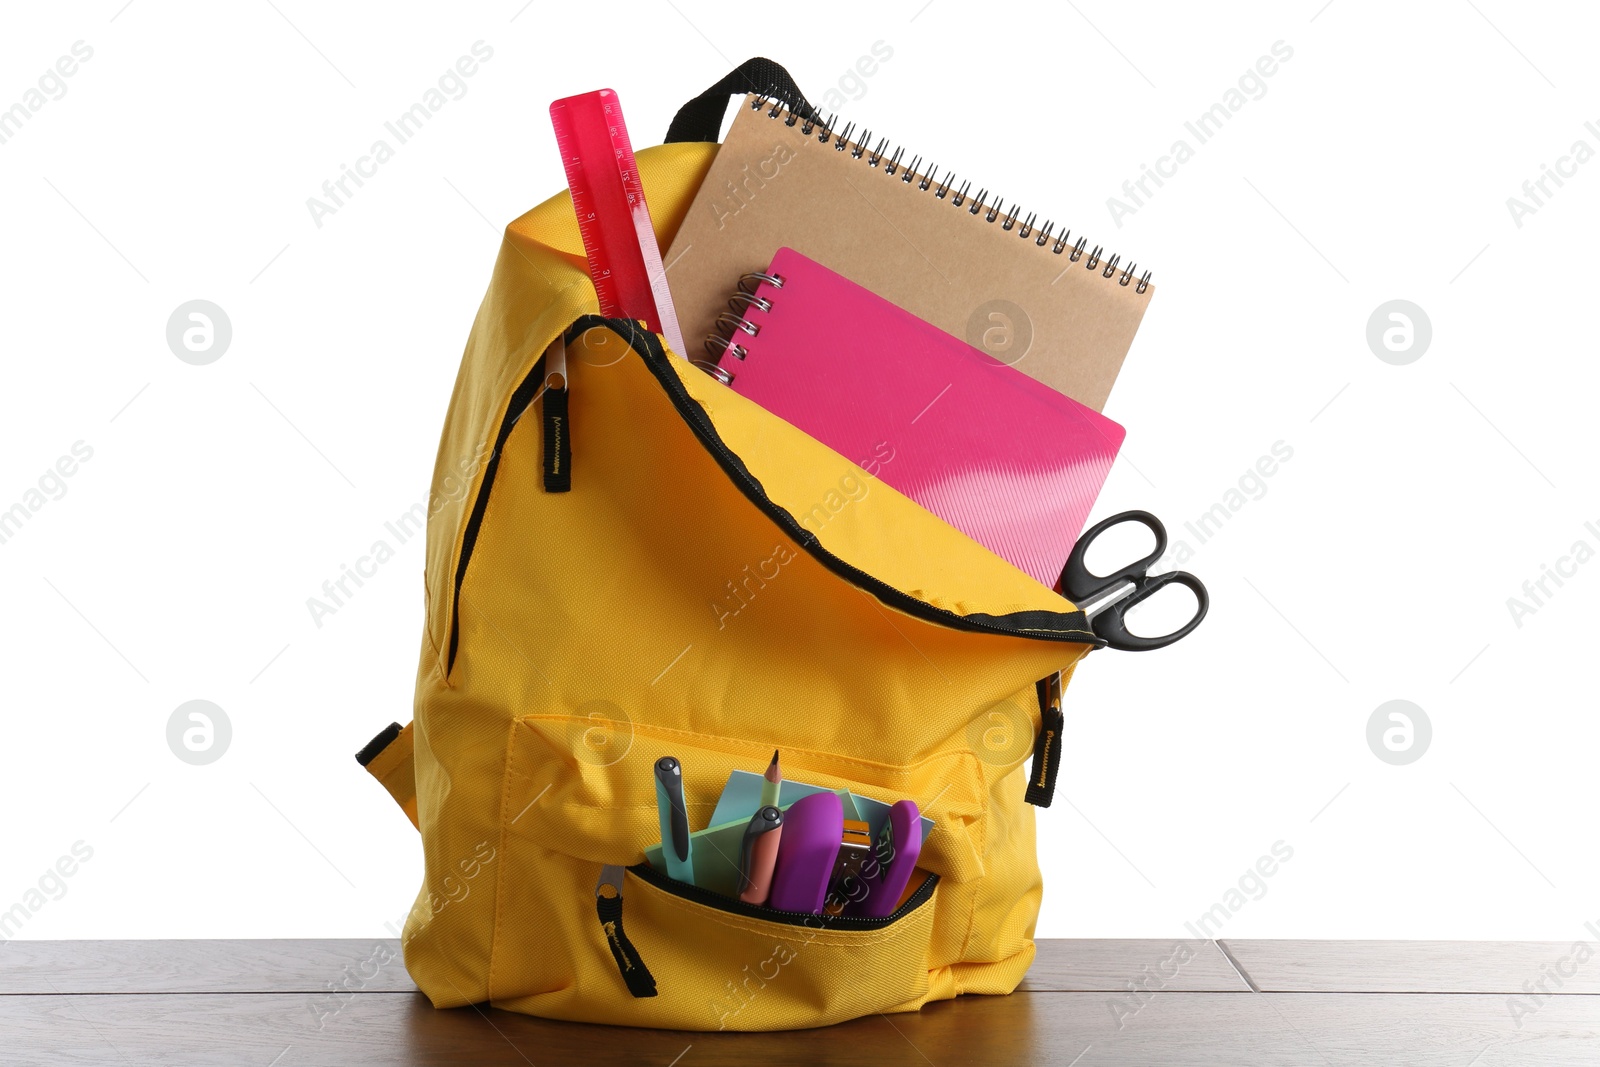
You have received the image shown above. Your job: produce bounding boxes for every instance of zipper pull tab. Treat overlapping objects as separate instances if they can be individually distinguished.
[542,335,571,492]
[1025,672,1064,808]
[595,864,656,998]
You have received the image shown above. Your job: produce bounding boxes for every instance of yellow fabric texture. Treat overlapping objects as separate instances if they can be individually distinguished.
[369,139,1099,1031]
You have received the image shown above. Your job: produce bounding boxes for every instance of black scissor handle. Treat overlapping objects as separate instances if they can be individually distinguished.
[1091,570,1210,652]
[1059,510,1169,604]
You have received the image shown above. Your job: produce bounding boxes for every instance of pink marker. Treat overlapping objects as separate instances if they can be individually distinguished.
[738,805,783,905]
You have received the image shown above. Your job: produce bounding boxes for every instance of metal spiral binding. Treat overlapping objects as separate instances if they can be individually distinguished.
[747,94,1152,295]
[701,270,787,384]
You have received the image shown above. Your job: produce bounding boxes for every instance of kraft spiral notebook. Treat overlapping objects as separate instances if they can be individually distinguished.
[704,247,1124,587]
[665,96,1154,412]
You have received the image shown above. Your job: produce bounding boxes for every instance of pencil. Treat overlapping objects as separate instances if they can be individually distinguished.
[761,749,781,809]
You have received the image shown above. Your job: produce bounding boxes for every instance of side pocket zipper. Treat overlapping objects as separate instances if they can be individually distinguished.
[596,864,656,998]
[542,334,571,492]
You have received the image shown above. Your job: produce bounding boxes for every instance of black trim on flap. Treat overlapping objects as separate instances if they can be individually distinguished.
[448,355,548,671]
[446,317,1101,673]
[586,315,1102,646]
[355,722,403,767]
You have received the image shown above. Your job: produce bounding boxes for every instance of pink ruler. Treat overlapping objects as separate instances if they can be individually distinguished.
[549,88,687,356]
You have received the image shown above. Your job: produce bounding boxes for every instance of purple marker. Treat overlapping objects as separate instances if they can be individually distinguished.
[853,800,923,919]
[766,792,842,914]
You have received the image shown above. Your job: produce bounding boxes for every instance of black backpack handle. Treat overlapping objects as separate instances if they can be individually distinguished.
[665,57,819,144]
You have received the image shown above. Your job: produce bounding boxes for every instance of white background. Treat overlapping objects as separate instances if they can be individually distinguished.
[2,0,1596,944]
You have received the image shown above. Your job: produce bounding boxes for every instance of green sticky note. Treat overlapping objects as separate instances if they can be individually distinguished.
[644,816,750,897]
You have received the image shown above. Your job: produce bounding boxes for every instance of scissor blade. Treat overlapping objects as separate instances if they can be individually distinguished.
[1080,580,1138,620]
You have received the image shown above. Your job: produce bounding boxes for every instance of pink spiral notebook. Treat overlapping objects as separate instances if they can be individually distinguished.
[708,247,1125,587]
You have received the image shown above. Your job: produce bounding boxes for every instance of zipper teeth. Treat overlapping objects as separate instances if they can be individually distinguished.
[447,316,1102,673]
[627,861,937,929]
[447,354,548,672]
[599,315,1103,647]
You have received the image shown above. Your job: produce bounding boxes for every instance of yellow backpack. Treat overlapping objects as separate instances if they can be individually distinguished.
[358,60,1101,1031]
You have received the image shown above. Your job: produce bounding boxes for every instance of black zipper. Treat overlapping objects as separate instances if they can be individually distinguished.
[607,314,1102,647]
[447,316,1103,673]
[628,860,938,929]
[541,337,571,492]
[447,354,549,671]
[596,864,657,998]
[541,383,570,492]
[1025,674,1065,808]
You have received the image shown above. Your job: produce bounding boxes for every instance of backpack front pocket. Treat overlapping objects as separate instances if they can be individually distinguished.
[489,713,969,1030]
[609,860,941,1030]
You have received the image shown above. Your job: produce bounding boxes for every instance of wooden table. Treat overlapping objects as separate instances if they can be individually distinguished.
[4,939,1598,1064]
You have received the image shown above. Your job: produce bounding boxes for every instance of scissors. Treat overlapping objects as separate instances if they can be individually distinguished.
[1058,510,1209,652]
